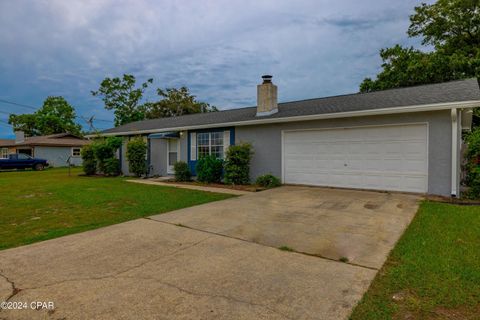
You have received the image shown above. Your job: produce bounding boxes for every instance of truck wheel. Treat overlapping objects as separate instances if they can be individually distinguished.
[34,164,44,171]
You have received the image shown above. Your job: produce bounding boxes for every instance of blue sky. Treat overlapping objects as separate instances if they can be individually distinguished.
[0,0,430,138]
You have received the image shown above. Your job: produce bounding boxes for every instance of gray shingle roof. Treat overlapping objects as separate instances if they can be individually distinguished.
[102,78,480,135]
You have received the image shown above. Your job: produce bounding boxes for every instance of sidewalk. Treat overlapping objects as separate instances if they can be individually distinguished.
[126,179,250,195]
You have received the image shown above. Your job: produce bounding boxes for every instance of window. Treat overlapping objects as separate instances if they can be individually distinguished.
[0,148,8,159]
[17,153,31,160]
[197,132,224,159]
[72,148,81,157]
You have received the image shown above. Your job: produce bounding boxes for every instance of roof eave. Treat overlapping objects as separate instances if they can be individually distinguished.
[90,100,480,138]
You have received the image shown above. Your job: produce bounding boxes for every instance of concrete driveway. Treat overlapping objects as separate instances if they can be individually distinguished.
[0,186,420,320]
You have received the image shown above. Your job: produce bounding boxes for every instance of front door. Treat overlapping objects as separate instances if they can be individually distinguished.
[167,139,179,174]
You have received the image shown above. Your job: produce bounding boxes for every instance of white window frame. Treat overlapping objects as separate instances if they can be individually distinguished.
[196,132,225,159]
[71,147,81,157]
[0,148,8,159]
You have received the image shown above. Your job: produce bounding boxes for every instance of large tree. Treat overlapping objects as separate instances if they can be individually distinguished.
[92,74,153,126]
[144,86,217,119]
[360,0,480,93]
[8,96,82,136]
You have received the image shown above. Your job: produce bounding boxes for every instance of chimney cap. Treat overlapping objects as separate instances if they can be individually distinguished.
[261,75,273,83]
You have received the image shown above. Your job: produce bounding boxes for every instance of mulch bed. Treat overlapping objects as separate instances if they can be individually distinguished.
[160,180,264,192]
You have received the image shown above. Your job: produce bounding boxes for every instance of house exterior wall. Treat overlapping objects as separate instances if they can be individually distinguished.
[152,131,188,176]
[150,139,168,176]
[116,110,453,195]
[34,146,83,167]
[235,110,452,196]
[127,131,188,177]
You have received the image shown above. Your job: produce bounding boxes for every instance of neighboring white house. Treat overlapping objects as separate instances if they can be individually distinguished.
[0,132,90,167]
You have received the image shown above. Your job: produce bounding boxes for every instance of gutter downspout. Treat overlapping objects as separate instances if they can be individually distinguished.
[147,137,151,177]
[119,143,123,175]
[451,108,460,197]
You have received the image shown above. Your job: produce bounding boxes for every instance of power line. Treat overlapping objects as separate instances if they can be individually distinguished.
[0,98,37,111]
[0,99,113,123]
[0,119,11,127]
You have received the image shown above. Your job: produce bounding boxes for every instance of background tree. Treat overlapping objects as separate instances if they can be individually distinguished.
[144,86,217,119]
[7,114,37,136]
[360,0,480,93]
[92,74,153,127]
[8,96,82,136]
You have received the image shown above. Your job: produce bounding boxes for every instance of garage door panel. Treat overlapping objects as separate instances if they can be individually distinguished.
[283,124,428,193]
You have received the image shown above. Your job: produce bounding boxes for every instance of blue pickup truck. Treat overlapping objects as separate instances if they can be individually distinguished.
[0,153,49,171]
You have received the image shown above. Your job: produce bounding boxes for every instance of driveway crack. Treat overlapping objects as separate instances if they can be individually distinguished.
[0,271,21,302]
[147,218,379,271]
[10,236,212,293]
[118,274,295,320]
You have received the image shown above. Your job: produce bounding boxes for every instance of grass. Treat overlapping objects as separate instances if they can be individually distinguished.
[278,245,294,252]
[350,201,480,320]
[0,167,233,250]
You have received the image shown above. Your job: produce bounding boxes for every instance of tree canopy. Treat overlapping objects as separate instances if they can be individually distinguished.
[8,96,82,136]
[144,87,218,119]
[92,74,217,125]
[91,74,153,127]
[360,0,480,93]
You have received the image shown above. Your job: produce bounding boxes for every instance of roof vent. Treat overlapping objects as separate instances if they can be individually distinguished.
[256,75,278,117]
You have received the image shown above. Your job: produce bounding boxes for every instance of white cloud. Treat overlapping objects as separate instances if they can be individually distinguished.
[0,0,433,136]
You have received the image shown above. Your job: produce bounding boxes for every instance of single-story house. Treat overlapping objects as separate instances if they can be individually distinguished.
[0,132,90,167]
[99,76,480,197]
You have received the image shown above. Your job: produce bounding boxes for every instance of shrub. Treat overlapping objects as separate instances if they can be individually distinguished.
[92,143,112,173]
[81,144,96,175]
[224,143,253,185]
[106,136,122,150]
[104,157,121,176]
[464,127,480,198]
[196,155,223,183]
[92,136,122,174]
[82,159,97,175]
[174,161,191,182]
[127,137,147,177]
[256,174,281,188]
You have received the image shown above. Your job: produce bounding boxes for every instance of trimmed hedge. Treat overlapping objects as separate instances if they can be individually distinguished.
[174,161,191,182]
[224,143,253,185]
[126,137,147,177]
[464,127,480,198]
[196,155,223,183]
[104,157,121,176]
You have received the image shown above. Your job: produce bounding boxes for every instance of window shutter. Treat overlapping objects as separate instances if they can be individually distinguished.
[223,130,230,155]
[190,132,197,161]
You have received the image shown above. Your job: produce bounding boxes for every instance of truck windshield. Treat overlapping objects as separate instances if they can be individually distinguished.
[17,153,31,160]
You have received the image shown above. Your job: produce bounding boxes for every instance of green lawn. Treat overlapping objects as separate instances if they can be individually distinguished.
[350,201,480,320]
[0,167,233,250]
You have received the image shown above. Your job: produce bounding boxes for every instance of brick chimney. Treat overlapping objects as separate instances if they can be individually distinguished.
[15,131,25,144]
[256,75,278,116]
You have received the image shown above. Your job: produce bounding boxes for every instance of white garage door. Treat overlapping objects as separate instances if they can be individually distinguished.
[283,124,428,193]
